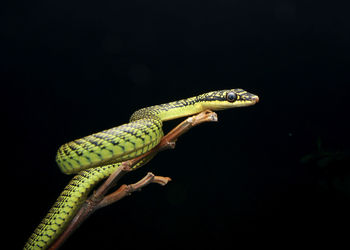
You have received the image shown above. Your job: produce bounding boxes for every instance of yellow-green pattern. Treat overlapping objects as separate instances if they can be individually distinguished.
[56,118,163,174]
[24,89,259,249]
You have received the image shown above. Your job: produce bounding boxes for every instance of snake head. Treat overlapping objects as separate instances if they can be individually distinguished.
[200,88,259,110]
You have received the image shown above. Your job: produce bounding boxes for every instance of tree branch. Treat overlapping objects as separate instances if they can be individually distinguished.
[49,110,218,249]
[97,172,172,209]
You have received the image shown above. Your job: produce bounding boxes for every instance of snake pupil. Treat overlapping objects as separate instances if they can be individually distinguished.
[226,92,237,102]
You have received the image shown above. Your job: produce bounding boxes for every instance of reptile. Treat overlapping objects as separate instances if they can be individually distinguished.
[24,89,259,249]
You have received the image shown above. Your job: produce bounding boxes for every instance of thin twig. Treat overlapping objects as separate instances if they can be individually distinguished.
[49,110,217,249]
[97,173,172,209]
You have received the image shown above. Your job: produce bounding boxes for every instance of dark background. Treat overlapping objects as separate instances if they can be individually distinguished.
[2,0,350,248]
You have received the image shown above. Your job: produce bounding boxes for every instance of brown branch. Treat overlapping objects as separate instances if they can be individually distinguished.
[49,110,217,249]
[97,172,172,209]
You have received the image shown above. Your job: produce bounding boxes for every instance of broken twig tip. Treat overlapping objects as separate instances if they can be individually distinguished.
[210,113,218,122]
[153,176,172,186]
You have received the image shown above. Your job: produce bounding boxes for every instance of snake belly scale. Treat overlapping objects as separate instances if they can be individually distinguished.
[24,89,259,249]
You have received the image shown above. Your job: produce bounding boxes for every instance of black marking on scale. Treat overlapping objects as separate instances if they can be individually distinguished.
[73,139,84,145]
[92,133,112,141]
[84,136,103,146]
[101,128,121,136]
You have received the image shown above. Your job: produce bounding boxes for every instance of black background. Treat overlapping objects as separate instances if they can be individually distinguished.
[2,0,350,248]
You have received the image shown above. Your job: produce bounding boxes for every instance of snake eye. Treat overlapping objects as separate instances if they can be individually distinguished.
[226,92,237,102]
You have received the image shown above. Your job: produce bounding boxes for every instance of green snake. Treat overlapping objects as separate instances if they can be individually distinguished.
[24,89,259,249]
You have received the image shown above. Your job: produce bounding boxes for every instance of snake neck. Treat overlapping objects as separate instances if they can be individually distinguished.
[130,96,204,122]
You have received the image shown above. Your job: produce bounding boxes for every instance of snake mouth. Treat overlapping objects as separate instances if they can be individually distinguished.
[252,95,259,103]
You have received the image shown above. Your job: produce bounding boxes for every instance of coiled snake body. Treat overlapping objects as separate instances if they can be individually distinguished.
[24,89,259,249]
